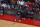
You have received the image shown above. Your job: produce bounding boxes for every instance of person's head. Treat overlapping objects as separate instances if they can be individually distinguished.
[33,3,34,5]
[3,3,6,4]
[27,1,29,3]
[22,0,23,1]
[36,3,38,5]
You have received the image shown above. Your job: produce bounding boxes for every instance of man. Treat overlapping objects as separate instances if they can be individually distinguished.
[21,10,25,19]
[20,0,24,9]
[20,0,24,5]
[0,2,3,15]
[26,1,30,7]
[17,0,20,5]
[15,9,21,21]
[2,3,7,8]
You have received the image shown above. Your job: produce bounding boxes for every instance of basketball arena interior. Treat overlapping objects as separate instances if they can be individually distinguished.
[0,0,40,27]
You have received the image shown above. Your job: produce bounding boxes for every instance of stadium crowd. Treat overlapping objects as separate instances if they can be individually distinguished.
[0,0,40,21]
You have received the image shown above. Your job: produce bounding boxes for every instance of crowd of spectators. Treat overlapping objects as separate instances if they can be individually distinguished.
[0,0,40,21]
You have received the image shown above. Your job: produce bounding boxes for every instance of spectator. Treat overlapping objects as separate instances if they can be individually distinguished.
[0,2,2,7]
[11,0,15,4]
[0,2,4,15]
[7,4,10,9]
[17,0,20,5]
[35,3,39,10]
[11,4,14,9]
[15,9,21,21]
[29,4,32,7]
[2,3,7,8]
[20,0,24,6]
[21,10,25,19]
[15,5,19,10]
[26,1,30,7]
[32,3,35,8]
[35,3,39,8]
[20,0,25,9]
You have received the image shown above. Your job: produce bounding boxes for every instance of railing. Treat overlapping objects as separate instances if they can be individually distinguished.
[0,7,40,21]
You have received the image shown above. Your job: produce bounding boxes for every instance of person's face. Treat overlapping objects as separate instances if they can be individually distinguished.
[28,1,29,3]
[4,3,5,4]
[33,3,34,5]
[36,3,37,5]
[22,0,23,1]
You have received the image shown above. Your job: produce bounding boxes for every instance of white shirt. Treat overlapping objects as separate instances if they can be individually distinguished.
[7,5,10,9]
[20,1,24,5]
[17,1,21,5]
[2,4,7,7]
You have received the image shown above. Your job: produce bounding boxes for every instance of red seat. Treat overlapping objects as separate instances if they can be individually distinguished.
[29,8,32,11]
